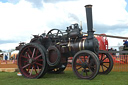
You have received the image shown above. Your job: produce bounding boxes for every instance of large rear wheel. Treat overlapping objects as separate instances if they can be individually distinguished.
[18,43,47,79]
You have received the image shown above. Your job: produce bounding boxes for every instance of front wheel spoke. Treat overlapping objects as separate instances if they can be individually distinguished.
[79,57,84,64]
[90,65,96,70]
[76,66,82,70]
[81,69,84,75]
[84,60,88,65]
[76,63,82,66]
[103,62,110,63]
[89,68,93,73]
[34,54,42,60]
[85,69,88,76]
[22,64,30,69]
[90,65,94,69]
[101,65,104,72]
[102,57,107,61]
[84,56,85,62]
[103,64,108,68]
[87,55,90,62]
[101,54,103,60]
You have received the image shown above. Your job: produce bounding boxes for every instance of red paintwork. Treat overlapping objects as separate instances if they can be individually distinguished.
[95,34,108,51]
[68,34,109,61]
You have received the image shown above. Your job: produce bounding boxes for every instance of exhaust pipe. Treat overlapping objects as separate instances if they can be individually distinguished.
[85,5,94,39]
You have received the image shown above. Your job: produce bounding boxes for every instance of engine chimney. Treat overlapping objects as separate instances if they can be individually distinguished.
[85,5,94,39]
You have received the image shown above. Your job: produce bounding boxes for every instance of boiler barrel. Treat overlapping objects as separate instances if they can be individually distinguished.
[68,38,99,54]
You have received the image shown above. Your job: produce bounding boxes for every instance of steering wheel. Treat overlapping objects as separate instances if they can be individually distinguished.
[47,29,63,38]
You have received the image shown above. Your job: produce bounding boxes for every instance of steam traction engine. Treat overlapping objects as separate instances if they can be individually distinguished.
[17,5,113,80]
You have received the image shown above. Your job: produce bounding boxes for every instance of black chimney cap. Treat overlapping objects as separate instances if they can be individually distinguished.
[85,5,92,8]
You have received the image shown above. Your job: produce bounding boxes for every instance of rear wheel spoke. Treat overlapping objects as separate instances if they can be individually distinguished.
[35,62,43,66]
[35,49,39,56]
[26,52,31,58]
[34,54,42,60]
[28,47,32,55]
[30,67,34,76]
[37,59,43,62]
[22,64,30,69]
[27,65,31,72]
[21,55,29,59]
[33,65,38,74]
[24,61,28,63]
[37,66,40,73]
[32,48,35,58]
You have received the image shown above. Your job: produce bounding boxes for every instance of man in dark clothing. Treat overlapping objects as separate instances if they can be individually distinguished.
[5,54,8,64]
[123,40,128,51]
[123,40,128,47]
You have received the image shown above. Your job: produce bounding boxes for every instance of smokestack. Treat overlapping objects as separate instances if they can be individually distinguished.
[85,5,94,39]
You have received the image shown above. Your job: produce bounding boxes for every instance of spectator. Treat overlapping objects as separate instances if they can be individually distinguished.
[123,40,128,47]
[13,54,15,64]
[5,54,8,64]
[123,40,128,51]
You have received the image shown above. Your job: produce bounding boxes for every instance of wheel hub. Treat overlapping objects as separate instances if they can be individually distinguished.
[82,63,88,68]
[100,60,103,65]
[29,58,34,64]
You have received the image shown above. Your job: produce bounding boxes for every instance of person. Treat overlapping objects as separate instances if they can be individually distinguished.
[123,40,128,47]
[123,40,128,51]
[13,54,15,64]
[5,54,8,64]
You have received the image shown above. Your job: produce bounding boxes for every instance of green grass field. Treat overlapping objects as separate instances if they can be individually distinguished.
[0,71,128,85]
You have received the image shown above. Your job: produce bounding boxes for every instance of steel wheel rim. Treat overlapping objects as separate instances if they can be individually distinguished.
[73,51,99,79]
[99,53,113,74]
[18,44,46,78]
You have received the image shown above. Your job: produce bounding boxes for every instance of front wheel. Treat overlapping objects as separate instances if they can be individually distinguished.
[99,53,113,74]
[72,50,100,80]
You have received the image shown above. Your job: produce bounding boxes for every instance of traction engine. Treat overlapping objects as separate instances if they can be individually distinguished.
[17,5,113,80]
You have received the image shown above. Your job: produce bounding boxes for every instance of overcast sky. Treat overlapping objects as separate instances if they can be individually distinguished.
[0,0,128,51]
